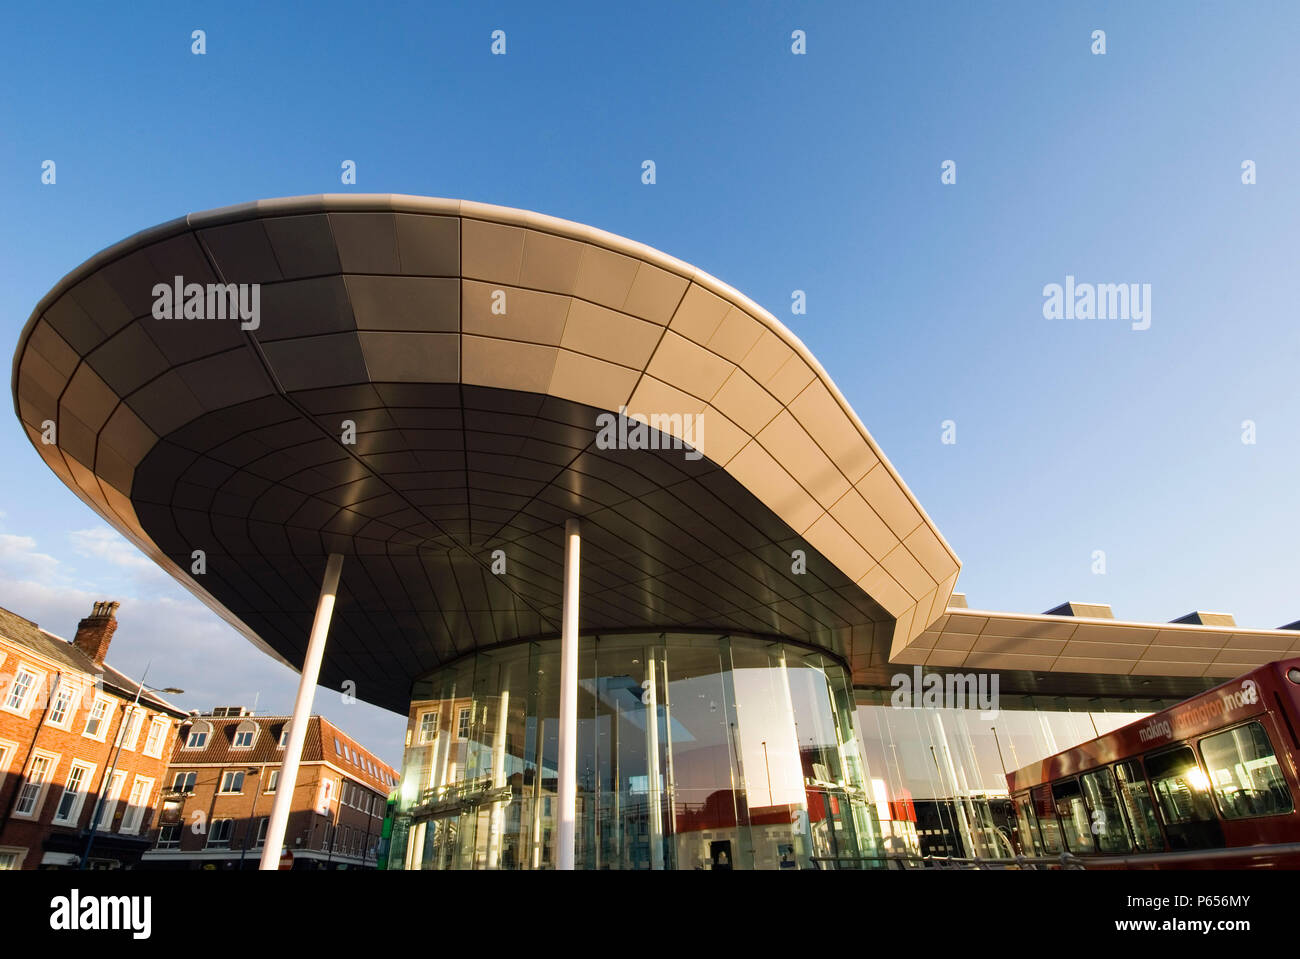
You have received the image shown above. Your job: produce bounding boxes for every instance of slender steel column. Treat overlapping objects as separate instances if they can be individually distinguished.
[644,653,664,870]
[259,552,343,870]
[556,518,581,869]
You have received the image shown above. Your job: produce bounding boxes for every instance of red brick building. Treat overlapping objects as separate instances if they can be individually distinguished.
[143,710,398,870]
[0,602,188,870]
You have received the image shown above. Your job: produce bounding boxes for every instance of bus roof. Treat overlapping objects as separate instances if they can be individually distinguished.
[1006,657,1300,794]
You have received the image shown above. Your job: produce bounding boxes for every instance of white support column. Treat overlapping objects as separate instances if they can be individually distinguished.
[644,654,664,870]
[556,518,581,870]
[259,552,343,870]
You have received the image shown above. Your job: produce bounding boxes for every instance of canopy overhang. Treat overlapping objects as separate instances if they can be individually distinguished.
[12,195,960,712]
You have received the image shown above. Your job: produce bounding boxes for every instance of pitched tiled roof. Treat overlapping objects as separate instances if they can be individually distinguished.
[0,604,186,716]
[175,715,315,765]
[173,714,399,788]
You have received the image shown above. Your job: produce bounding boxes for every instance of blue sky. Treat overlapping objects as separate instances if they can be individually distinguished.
[2,2,1298,765]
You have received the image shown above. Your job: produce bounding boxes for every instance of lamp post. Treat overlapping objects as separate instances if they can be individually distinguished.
[239,765,262,869]
[79,664,183,870]
[762,741,773,806]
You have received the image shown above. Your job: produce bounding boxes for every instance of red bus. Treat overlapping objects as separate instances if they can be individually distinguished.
[1006,658,1300,869]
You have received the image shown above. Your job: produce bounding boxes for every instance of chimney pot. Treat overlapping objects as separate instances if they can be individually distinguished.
[73,600,120,665]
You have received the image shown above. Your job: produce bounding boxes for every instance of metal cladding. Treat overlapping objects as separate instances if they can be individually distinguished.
[12,195,960,712]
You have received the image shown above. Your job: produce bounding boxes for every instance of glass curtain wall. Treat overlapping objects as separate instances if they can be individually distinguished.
[856,693,1172,860]
[390,633,881,870]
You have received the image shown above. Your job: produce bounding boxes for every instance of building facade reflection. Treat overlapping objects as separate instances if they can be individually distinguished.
[390,633,881,870]
[389,635,1184,869]
[855,692,1175,860]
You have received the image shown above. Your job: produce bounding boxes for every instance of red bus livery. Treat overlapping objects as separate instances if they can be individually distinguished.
[1007,658,1300,869]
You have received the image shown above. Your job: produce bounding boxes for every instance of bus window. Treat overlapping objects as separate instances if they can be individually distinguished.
[1114,760,1164,852]
[1015,795,1044,856]
[1144,746,1224,850]
[1051,778,1094,854]
[1031,786,1063,854]
[1199,722,1295,819]
[1080,767,1133,853]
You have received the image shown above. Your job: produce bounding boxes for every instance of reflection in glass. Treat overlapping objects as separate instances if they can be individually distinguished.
[1199,722,1294,819]
[855,694,1159,859]
[391,633,879,869]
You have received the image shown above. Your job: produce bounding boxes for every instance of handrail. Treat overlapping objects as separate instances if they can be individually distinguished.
[810,852,1086,870]
[1078,840,1300,868]
[813,841,1300,869]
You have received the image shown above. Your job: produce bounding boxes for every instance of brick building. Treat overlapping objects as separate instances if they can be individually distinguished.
[0,601,188,870]
[143,710,398,870]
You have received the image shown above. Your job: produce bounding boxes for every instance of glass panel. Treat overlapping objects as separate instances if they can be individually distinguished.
[1015,797,1044,856]
[1080,767,1133,853]
[1144,746,1224,850]
[1031,786,1063,854]
[657,638,737,870]
[1115,760,1164,851]
[1146,747,1217,825]
[1199,722,1294,819]
[1051,779,1094,853]
[394,633,877,870]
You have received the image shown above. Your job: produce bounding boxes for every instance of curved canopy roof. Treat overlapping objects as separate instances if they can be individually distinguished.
[12,195,959,712]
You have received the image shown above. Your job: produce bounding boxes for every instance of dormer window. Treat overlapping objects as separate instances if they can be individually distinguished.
[232,719,258,749]
[185,719,213,749]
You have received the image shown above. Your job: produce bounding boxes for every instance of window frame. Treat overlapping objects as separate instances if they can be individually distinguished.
[1029,784,1064,854]
[219,770,246,795]
[205,818,233,848]
[457,707,471,740]
[82,696,112,741]
[1014,793,1044,856]
[119,776,155,836]
[265,769,279,793]
[171,770,197,794]
[143,717,171,759]
[184,720,213,750]
[0,739,17,797]
[14,749,59,819]
[1078,765,1134,854]
[1114,758,1167,852]
[155,822,181,849]
[96,770,127,831]
[1197,720,1296,821]
[46,679,79,730]
[232,719,258,749]
[53,760,96,826]
[1145,744,1221,826]
[114,705,145,752]
[0,846,29,870]
[3,665,43,716]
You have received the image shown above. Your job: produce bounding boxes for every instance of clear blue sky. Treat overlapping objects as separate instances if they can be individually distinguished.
[2,2,1298,765]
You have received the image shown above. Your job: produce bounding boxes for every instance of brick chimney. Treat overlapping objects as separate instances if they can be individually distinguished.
[73,601,120,665]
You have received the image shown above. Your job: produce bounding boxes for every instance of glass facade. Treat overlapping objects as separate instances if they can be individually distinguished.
[855,693,1173,860]
[390,633,881,870]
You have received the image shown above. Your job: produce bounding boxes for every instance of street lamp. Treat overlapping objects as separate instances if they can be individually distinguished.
[79,663,183,870]
[761,741,773,806]
[239,765,262,869]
